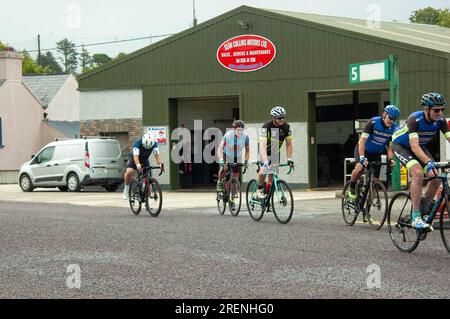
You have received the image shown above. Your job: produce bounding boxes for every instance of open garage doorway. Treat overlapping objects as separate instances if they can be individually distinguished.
[314,89,390,188]
[176,96,240,189]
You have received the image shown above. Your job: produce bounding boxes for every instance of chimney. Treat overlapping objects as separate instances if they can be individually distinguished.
[0,49,23,81]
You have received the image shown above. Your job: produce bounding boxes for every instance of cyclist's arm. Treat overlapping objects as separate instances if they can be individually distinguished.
[439,118,450,143]
[407,117,430,164]
[133,146,141,167]
[153,147,162,166]
[387,142,394,160]
[358,120,373,158]
[286,138,293,160]
[259,138,268,164]
[244,135,250,162]
[217,139,225,161]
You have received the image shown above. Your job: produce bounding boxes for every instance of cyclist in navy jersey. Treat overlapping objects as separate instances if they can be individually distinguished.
[392,93,449,230]
[347,105,400,201]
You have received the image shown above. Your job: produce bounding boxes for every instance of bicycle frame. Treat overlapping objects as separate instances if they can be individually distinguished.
[248,163,292,208]
[219,163,245,202]
[424,170,449,225]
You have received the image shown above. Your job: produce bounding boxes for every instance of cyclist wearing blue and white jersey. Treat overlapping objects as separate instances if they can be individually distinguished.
[122,133,164,200]
[392,92,449,230]
[216,120,250,193]
[347,105,400,201]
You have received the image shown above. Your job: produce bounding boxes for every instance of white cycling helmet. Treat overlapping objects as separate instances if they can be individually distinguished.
[271,106,286,118]
[142,133,157,149]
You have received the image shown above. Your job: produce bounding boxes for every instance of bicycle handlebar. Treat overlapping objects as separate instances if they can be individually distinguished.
[225,162,247,175]
[141,165,165,177]
[250,161,294,175]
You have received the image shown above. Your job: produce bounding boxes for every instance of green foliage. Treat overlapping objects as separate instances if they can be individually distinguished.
[410,6,450,28]
[56,38,78,73]
[79,46,93,73]
[39,51,63,74]
[21,50,50,74]
[92,53,113,67]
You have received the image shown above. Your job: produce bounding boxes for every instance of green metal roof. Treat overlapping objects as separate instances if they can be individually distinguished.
[78,5,450,83]
[265,8,450,54]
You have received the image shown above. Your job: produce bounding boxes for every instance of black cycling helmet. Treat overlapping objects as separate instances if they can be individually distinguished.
[232,120,245,128]
[421,92,446,108]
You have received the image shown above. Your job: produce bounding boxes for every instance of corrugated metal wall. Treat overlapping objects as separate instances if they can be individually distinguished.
[78,8,449,125]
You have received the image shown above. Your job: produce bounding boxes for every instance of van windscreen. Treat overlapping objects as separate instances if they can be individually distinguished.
[89,141,121,158]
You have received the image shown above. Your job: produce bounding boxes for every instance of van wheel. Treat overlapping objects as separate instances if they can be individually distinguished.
[67,173,81,192]
[20,174,34,192]
[58,186,68,192]
[104,184,120,192]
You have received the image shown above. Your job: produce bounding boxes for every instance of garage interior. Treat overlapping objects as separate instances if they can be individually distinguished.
[176,96,240,189]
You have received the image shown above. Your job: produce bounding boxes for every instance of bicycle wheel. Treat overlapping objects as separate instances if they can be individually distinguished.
[366,180,388,230]
[439,196,450,254]
[246,179,265,221]
[129,180,142,215]
[146,178,163,217]
[341,180,358,226]
[387,192,420,253]
[217,179,227,215]
[229,178,242,217]
[271,180,294,224]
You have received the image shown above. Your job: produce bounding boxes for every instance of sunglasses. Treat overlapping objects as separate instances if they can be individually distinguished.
[275,117,285,120]
[387,115,398,121]
[431,108,445,113]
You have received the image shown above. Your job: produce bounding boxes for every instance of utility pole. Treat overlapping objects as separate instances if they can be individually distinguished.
[37,34,41,66]
[193,0,198,27]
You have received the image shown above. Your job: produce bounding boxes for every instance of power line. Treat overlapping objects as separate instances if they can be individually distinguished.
[26,33,176,53]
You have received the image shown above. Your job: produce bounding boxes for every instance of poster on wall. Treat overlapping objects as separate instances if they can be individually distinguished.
[217,34,276,72]
[146,127,167,145]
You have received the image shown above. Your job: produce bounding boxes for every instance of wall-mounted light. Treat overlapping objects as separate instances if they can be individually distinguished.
[237,20,249,29]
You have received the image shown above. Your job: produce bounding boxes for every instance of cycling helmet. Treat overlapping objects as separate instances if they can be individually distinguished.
[271,106,286,118]
[142,133,157,149]
[421,93,446,108]
[232,120,245,128]
[384,105,400,119]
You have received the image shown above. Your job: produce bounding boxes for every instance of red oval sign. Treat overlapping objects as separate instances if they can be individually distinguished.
[217,35,276,72]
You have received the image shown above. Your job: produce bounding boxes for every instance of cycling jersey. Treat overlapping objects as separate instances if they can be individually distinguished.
[392,111,450,148]
[131,139,159,163]
[259,120,292,156]
[361,117,398,154]
[221,130,250,163]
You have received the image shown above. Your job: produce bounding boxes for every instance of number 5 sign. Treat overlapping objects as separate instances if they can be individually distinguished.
[349,60,389,84]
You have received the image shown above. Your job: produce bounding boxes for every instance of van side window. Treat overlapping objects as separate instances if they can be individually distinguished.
[34,147,55,164]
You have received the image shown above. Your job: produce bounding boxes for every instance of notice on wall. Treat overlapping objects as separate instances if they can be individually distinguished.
[147,127,167,145]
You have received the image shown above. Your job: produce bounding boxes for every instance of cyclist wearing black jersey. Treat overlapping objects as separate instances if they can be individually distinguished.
[257,106,294,199]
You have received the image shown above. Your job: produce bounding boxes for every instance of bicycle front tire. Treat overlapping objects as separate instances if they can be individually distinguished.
[146,178,163,217]
[271,180,294,224]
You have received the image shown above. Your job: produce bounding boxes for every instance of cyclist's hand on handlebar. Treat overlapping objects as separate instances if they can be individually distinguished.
[136,163,143,172]
[159,162,165,171]
[262,162,270,170]
[219,159,225,167]
[244,160,249,171]
[359,156,368,167]
[388,158,396,167]
[426,160,438,177]
[287,159,294,169]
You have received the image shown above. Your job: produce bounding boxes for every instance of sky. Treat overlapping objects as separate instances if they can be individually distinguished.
[1,0,449,59]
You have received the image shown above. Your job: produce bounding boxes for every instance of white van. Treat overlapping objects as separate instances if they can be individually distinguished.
[19,138,124,192]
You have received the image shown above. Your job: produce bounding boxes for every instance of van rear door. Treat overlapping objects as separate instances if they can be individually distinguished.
[87,140,123,178]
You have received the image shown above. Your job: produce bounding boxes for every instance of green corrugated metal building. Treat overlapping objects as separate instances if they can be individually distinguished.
[78,5,450,189]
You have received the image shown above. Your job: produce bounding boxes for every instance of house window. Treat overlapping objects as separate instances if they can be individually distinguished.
[0,117,4,148]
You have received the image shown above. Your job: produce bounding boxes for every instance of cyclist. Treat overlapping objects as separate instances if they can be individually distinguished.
[122,133,164,200]
[216,120,250,209]
[257,106,294,199]
[347,105,400,201]
[392,93,449,230]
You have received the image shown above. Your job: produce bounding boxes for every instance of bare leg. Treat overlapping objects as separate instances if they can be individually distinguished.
[409,165,424,212]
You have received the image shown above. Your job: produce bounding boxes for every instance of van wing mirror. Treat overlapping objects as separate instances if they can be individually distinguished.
[31,155,35,159]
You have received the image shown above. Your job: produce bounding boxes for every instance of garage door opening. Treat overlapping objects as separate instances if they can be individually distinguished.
[176,96,240,189]
[315,90,390,188]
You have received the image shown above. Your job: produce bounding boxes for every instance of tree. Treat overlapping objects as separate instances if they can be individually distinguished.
[0,41,6,50]
[115,52,127,60]
[79,46,93,73]
[39,51,63,74]
[438,9,450,28]
[410,6,450,28]
[21,50,50,74]
[56,38,78,73]
[410,7,441,24]
[92,53,112,67]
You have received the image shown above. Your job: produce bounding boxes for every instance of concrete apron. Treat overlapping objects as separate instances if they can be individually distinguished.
[0,184,336,209]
